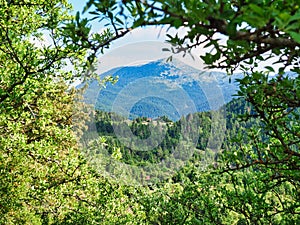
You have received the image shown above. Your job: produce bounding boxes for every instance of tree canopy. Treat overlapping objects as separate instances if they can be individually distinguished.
[82,0,300,72]
[80,0,300,223]
[1,0,299,224]
[0,1,137,223]
[81,0,300,168]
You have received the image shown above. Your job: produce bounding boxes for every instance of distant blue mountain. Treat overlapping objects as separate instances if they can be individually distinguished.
[83,59,242,120]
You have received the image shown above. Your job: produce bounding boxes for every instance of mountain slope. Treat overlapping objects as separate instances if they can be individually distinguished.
[84,59,242,120]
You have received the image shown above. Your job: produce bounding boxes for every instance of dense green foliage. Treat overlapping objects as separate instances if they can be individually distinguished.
[0,1,140,224]
[80,97,299,224]
[79,0,300,223]
[84,99,246,166]
[1,0,299,224]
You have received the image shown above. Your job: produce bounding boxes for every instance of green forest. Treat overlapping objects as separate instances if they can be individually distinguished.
[1,0,299,224]
[82,99,251,175]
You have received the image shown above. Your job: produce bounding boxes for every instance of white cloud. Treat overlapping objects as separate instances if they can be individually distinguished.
[96,41,170,74]
[29,31,53,48]
[95,25,209,75]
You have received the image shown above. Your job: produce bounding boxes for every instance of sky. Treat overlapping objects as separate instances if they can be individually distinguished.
[67,0,283,74]
[68,1,165,48]
[68,0,167,46]
[68,0,210,74]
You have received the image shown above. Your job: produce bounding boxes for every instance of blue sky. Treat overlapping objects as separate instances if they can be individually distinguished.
[67,0,208,73]
[67,0,283,74]
[69,0,84,12]
[68,0,165,47]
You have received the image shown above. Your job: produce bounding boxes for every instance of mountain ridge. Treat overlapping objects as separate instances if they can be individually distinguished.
[84,58,241,120]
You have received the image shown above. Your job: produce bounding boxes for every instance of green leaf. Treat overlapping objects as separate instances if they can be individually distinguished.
[226,22,237,36]
[173,19,182,28]
[115,17,124,25]
[265,66,275,72]
[76,11,80,22]
[83,0,95,13]
[288,10,300,22]
[290,31,300,43]
[249,4,264,17]
[108,11,113,19]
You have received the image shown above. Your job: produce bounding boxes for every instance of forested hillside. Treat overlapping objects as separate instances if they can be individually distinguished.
[83,98,251,167]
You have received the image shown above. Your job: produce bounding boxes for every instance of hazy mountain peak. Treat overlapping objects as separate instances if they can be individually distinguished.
[84,59,240,120]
